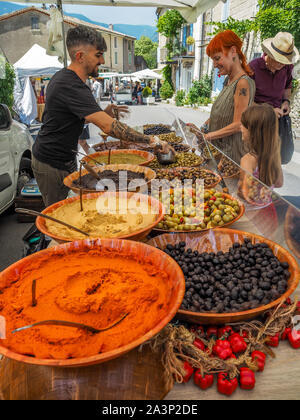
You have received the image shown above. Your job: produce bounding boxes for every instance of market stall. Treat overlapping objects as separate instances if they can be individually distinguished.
[13,44,64,124]
[0,107,299,400]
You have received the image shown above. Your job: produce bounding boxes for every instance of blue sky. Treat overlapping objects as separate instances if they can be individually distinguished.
[15,3,157,26]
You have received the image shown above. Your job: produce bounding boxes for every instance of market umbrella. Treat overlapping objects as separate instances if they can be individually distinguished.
[131,69,162,80]
[0,0,221,23]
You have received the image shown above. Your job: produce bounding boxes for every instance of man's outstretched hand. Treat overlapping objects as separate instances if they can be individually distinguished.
[104,104,130,119]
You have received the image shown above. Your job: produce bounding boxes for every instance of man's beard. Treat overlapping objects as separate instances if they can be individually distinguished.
[89,68,99,78]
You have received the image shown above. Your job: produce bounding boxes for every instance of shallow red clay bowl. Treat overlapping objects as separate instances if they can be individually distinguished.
[36,191,165,244]
[63,164,156,195]
[156,167,222,189]
[147,228,300,325]
[153,192,245,234]
[82,149,155,167]
[0,238,185,367]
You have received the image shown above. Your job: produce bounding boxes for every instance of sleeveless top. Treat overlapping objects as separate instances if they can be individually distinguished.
[209,75,255,164]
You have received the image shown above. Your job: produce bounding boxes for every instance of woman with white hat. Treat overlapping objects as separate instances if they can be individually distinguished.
[249,32,299,119]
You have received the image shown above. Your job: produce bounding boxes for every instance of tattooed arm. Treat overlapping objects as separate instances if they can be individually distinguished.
[85,110,171,151]
[204,78,251,141]
[109,119,151,144]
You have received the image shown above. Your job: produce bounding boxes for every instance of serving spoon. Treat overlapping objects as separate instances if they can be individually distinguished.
[11,313,129,335]
[15,208,90,237]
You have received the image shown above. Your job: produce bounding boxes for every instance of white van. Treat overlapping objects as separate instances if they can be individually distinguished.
[0,103,34,215]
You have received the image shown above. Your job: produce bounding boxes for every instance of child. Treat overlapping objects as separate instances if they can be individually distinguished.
[239,103,283,204]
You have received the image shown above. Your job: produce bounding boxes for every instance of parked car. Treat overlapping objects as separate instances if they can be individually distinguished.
[0,103,34,215]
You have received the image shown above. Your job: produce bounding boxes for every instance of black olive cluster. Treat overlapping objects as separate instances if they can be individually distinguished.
[144,125,172,136]
[164,239,290,313]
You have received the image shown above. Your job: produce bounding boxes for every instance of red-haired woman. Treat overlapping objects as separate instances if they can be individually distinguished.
[188,30,255,164]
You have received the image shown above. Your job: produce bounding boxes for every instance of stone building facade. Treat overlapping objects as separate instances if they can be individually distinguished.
[0,7,136,74]
[157,0,262,94]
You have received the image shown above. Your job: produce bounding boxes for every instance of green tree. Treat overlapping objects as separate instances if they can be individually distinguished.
[159,80,174,99]
[157,9,186,95]
[207,16,254,40]
[254,0,300,46]
[135,36,158,69]
[0,61,15,111]
[157,9,186,39]
[207,1,300,47]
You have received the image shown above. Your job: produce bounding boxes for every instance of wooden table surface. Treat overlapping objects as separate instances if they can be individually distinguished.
[2,209,299,400]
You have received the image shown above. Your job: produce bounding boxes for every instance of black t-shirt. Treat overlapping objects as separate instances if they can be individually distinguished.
[33,68,101,171]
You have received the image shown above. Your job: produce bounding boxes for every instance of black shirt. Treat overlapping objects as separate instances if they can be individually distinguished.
[33,68,101,171]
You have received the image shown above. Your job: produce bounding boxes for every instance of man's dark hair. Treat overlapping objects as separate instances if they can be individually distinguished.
[66,25,107,59]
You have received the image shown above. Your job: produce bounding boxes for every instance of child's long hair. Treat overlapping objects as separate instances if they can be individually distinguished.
[206,30,253,76]
[241,104,281,186]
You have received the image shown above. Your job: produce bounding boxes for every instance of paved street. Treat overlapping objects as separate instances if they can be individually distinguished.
[0,103,299,272]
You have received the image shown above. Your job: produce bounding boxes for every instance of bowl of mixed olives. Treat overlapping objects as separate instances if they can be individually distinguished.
[154,188,245,232]
[154,167,221,189]
[149,152,204,170]
[218,156,240,179]
[147,229,300,324]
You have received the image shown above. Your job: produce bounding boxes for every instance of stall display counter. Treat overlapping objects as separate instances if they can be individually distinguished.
[0,108,299,400]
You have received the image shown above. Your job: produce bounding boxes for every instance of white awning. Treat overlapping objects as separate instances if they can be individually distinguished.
[131,69,162,79]
[14,44,64,77]
[0,0,221,23]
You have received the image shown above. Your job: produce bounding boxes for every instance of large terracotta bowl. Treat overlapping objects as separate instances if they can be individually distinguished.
[147,229,300,324]
[63,164,156,195]
[82,149,155,167]
[153,192,245,234]
[0,238,185,367]
[36,191,165,244]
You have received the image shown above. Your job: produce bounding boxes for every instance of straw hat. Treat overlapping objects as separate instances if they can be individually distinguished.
[261,32,299,65]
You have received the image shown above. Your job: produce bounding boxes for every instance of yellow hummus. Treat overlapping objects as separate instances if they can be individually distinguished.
[45,196,158,240]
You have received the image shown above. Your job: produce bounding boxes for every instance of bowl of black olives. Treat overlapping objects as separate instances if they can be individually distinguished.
[147,228,299,324]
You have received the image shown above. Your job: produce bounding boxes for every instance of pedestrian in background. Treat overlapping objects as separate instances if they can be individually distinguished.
[249,32,299,164]
[92,77,102,106]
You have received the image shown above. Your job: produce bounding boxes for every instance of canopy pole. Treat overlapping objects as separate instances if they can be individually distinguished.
[56,0,68,68]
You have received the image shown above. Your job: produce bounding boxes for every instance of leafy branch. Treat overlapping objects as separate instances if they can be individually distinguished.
[0,62,15,110]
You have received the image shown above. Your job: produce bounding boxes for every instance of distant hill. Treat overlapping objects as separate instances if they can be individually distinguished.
[63,12,158,41]
[0,2,158,41]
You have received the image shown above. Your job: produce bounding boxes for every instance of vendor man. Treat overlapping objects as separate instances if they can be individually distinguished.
[32,25,170,207]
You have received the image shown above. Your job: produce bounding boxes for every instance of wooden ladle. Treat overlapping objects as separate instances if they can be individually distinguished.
[15,208,90,237]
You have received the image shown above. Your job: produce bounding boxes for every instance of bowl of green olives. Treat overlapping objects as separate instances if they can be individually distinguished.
[154,188,245,233]
[149,152,204,170]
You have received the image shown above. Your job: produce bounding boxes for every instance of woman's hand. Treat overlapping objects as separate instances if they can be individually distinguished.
[186,123,203,137]
[274,107,284,119]
[281,100,291,116]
